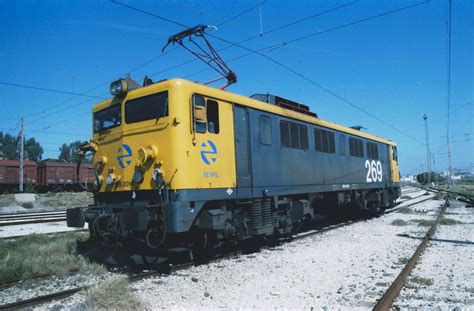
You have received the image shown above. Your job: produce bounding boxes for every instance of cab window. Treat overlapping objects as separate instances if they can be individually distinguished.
[206,100,219,134]
[125,91,168,124]
[393,146,398,161]
[94,104,121,133]
[192,94,220,134]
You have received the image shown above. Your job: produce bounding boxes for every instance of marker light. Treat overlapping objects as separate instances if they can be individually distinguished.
[132,170,144,183]
[152,168,162,181]
[106,174,116,185]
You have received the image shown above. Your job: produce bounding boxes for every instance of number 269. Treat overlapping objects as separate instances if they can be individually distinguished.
[365,160,382,182]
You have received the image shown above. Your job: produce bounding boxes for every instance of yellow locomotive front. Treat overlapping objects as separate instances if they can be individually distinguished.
[67,78,238,254]
[92,82,170,195]
[91,78,236,195]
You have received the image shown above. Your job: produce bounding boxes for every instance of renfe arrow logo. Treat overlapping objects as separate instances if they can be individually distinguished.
[117,144,133,168]
[200,140,217,165]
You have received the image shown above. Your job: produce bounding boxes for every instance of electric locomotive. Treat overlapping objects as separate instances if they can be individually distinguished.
[67,76,400,257]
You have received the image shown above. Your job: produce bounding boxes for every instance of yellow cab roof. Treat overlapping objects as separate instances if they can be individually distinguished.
[93,78,396,146]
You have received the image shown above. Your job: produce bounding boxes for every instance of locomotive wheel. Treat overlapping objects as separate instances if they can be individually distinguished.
[145,227,165,249]
[192,230,217,262]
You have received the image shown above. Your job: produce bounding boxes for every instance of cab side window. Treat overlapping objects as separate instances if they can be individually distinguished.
[192,94,220,134]
[206,100,219,134]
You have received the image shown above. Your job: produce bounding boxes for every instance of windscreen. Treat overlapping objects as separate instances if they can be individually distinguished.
[125,91,168,124]
[94,104,121,133]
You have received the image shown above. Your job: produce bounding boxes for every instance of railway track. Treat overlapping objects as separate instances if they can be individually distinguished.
[0,192,439,310]
[401,188,425,195]
[423,186,473,206]
[0,228,88,241]
[373,198,450,310]
[0,210,66,226]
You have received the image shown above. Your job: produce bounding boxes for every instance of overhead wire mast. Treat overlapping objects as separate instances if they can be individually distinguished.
[162,25,237,89]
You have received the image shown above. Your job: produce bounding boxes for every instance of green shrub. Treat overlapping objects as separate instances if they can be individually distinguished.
[0,232,103,282]
[397,207,414,214]
[411,219,434,227]
[440,217,463,225]
[84,275,142,310]
[391,219,408,226]
[411,276,433,286]
[21,202,34,209]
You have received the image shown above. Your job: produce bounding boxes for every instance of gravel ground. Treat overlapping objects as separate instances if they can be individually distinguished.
[128,199,444,309]
[0,221,83,238]
[0,192,93,214]
[10,187,470,310]
[395,199,474,309]
[1,271,114,307]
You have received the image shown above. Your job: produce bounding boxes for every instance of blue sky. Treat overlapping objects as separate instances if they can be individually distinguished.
[0,0,472,175]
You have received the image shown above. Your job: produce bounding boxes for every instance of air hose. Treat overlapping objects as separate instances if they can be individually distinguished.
[76,141,98,191]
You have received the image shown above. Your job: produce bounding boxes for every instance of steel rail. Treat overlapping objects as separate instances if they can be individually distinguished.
[0,194,438,310]
[0,211,67,226]
[0,260,222,310]
[292,195,435,242]
[0,211,66,219]
[0,217,66,227]
[372,198,449,310]
[425,186,473,201]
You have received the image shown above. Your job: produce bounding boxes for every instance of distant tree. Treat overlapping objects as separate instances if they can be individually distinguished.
[0,132,43,161]
[0,132,19,159]
[58,143,71,162]
[69,141,83,163]
[25,137,43,161]
[59,140,88,163]
[416,172,446,185]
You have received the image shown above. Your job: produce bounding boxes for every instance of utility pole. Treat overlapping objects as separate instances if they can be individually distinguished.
[19,117,24,192]
[446,0,453,187]
[423,114,432,183]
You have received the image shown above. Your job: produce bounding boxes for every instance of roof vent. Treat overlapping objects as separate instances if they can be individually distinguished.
[250,93,317,118]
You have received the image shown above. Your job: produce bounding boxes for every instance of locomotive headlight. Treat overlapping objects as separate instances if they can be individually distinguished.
[137,145,158,165]
[132,170,144,183]
[106,173,116,185]
[109,78,127,96]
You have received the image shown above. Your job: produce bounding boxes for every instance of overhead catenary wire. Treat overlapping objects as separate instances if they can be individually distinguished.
[5,2,260,129]
[5,1,430,150]
[0,128,89,137]
[7,1,342,131]
[216,1,264,27]
[257,0,430,53]
[9,1,359,129]
[114,0,428,143]
[148,1,360,78]
[0,81,107,101]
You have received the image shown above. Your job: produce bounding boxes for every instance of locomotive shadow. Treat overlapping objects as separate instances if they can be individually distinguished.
[75,209,377,272]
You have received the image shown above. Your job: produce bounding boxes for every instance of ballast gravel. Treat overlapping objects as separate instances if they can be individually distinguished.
[15,188,471,310]
[131,198,450,309]
[1,271,113,307]
[0,221,82,239]
[395,199,474,308]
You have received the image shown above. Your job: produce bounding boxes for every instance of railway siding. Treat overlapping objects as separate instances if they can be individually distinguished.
[127,198,448,309]
[394,199,474,308]
[2,192,471,309]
